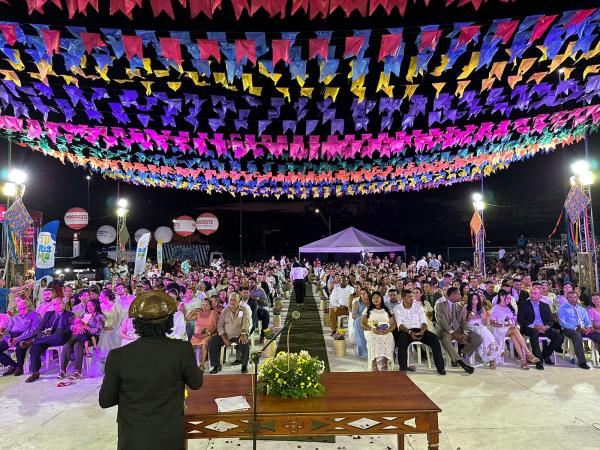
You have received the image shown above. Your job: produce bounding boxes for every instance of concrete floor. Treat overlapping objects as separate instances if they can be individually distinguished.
[2,293,600,450]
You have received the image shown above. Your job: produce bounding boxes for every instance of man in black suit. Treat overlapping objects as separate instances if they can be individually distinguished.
[517,284,563,370]
[25,297,74,382]
[99,290,203,450]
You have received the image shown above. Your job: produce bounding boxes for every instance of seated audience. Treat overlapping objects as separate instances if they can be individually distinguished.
[464,291,501,369]
[0,297,41,376]
[190,298,218,370]
[328,275,354,335]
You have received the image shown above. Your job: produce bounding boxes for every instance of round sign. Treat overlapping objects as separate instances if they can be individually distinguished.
[97,225,117,244]
[134,228,151,243]
[154,226,173,243]
[196,213,219,235]
[64,207,89,230]
[173,215,195,237]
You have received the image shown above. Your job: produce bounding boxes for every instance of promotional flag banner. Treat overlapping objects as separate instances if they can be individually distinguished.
[35,220,59,280]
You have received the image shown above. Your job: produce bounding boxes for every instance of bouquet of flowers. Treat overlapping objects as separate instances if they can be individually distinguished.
[263,327,273,340]
[258,350,326,399]
[332,328,346,340]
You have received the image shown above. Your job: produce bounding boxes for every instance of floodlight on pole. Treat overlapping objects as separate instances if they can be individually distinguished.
[3,182,17,197]
[86,175,91,180]
[472,192,485,211]
[117,198,128,209]
[8,169,27,185]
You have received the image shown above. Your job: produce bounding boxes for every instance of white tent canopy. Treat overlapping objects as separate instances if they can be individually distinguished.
[299,227,405,254]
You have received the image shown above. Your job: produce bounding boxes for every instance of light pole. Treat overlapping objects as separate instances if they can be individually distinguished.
[472,193,486,275]
[570,159,598,291]
[3,168,27,282]
[315,208,332,236]
[116,198,129,264]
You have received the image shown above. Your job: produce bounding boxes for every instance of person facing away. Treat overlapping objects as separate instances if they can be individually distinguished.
[99,290,203,450]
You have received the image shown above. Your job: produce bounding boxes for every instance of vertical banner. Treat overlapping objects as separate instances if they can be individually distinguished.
[73,234,80,258]
[157,239,163,272]
[35,220,60,280]
[133,232,151,278]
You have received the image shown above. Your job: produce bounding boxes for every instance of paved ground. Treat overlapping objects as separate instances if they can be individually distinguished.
[1,286,600,449]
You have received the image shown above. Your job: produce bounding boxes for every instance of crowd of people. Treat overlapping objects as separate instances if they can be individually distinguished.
[0,238,599,385]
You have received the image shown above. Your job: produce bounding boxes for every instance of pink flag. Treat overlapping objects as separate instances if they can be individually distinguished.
[565,8,596,28]
[160,37,182,65]
[198,39,221,62]
[122,35,143,60]
[235,39,256,64]
[0,25,16,46]
[272,39,290,64]
[494,20,519,44]
[456,24,480,48]
[309,38,328,59]
[149,0,174,18]
[419,29,442,51]
[231,0,249,19]
[378,33,402,61]
[80,32,105,54]
[344,36,365,57]
[41,29,60,56]
[291,0,308,14]
[190,0,221,18]
[528,15,557,43]
[330,0,366,17]
[309,0,328,19]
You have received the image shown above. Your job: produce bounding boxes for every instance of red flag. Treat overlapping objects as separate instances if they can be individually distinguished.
[235,39,256,64]
[160,37,182,65]
[529,15,557,43]
[494,20,519,44]
[190,0,220,18]
[378,33,401,61]
[0,25,16,46]
[110,0,138,18]
[41,29,60,56]
[231,0,249,19]
[309,38,328,60]
[385,0,407,15]
[122,35,143,60]
[291,0,308,15]
[149,0,175,18]
[198,39,221,62]
[565,8,596,28]
[330,0,366,17]
[80,32,105,53]
[309,0,328,19]
[419,29,441,51]
[79,0,100,13]
[272,39,290,64]
[344,36,365,58]
[456,25,480,48]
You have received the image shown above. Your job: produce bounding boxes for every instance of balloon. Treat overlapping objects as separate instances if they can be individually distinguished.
[134,228,151,242]
[97,225,117,244]
[196,212,219,235]
[173,215,195,237]
[154,225,174,243]
[64,207,88,230]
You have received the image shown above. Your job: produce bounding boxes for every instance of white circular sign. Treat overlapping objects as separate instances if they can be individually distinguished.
[134,228,151,243]
[173,215,195,237]
[64,207,88,230]
[97,225,117,244]
[196,213,219,235]
[154,226,173,243]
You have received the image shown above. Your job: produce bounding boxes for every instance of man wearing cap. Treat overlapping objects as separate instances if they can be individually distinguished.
[99,290,203,450]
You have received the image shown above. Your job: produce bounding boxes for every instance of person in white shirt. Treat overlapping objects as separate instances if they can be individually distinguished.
[290,261,308,305]
[416,257,428,272]
[328,276,354,335]
[393,289,446,374]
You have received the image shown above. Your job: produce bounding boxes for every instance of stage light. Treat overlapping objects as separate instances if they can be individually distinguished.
[9,169,27,185]
[473,200,486,211]
[116,207,127,217]
[117,198,128,208]
[579,171,594,186]
[3,182,17,197]
[86,175,91,180]
[315,208,320,214]
[571,160,590,175]
[472,193,483,202]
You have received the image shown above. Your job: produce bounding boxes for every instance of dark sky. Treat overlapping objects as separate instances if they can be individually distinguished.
[3,132,599,258]
[0,0,598,260]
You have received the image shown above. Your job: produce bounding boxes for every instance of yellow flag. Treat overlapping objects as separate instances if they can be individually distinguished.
[242,73,253,91]
[322,74,336,85]
[507,75,522,89]
[324,87,340,102]
[95,65,110,81]
[29,72,49,85]
[258,62,270,77]
[276,87,291,102]
[517,58,536,76]
[406,56,418,82]
[154,70,170,78]
[403,84,418,100]
[583,65,600,79]
[125,68,142,79]
[271,72,282,85]
[481,78,495,92]
[141,81,154,95]
[549,41,575,72]
[295,75,306,87]
[0,70,20,87]
[142,58,153,74]
[432,82,445,99]
[80,55,87,68]
[213,72,227,85]
[351,86,366,103]
[381,85,394,97]
[488,61,507,80]
[300,87,314,97]
[536,45,548,62]
[527,72,547,84]
[431,54,449,77]
[7,50,24,71]
[168,82,181,91]
[376,73,390,92]
[561,67,574,80]
[455,80,470,98]
[458,52,479,80]
[351,75,365,91]
[62,75,79,86]
[249,86,262,96]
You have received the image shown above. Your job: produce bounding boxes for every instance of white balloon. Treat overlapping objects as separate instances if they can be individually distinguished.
[135,228,151,243]
[97,225,117,244]
[154,226,173,243]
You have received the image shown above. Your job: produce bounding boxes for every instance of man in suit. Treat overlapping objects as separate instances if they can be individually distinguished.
[25,297,74,382]
[99,290,203,450]
[434,287,481,374]
[517,283,563,370]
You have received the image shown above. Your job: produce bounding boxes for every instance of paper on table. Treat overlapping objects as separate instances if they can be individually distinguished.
[214,396,251,413]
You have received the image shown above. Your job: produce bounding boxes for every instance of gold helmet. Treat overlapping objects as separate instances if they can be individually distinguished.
[128,290,178,320]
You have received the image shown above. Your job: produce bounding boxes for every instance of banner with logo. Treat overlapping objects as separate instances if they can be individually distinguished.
[157,240,163,272]
[35,220,60,280]
[133,232,151,278]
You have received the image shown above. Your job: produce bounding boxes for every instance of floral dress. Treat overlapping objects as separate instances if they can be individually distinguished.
[466,309,501,363]
[362,308,395,363]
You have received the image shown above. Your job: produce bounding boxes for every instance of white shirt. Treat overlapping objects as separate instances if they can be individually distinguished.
[393,301,427,330]
[416,259,428,271]
[167,311,187,340]
[290,266,308,281]
[329,285,354,308]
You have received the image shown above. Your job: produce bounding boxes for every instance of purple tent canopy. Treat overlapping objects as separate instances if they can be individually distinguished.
[299,227,405,254]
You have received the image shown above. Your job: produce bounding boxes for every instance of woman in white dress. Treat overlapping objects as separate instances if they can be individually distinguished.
[490,290,539,370]
[98,289,124,354]
[361,291,396,371]
[465,291,501,369]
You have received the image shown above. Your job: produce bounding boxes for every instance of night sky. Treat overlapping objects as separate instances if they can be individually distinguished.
[0,0,599,260]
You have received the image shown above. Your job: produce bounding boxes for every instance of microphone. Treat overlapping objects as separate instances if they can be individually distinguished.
[291,310,301,320]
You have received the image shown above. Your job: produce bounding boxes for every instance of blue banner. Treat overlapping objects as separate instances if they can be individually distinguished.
[35,220,59,280]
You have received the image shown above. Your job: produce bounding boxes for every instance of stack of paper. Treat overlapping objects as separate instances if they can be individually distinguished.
[214,396,251,413]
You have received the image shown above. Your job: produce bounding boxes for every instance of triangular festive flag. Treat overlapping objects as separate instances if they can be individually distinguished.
[41,29,61,56]
[457,51,479,79]
[455,80,470,97]
[272,39,291,64]
[122,35,143,60]
[160,37,182,65]
[309,38,328,60]
[235,39,256,64]
[198,39,221,62]
[379,33,402,61]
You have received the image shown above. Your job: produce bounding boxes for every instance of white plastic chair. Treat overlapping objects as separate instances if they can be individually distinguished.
[407,341,432,368]
[45,346,63,370]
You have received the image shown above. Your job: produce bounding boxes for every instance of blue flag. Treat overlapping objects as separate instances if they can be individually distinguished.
[35,220,59,281]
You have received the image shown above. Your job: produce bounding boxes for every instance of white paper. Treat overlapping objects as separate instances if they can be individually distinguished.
[214,396,251,413]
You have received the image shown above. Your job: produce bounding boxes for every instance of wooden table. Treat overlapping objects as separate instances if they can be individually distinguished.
[185,371,441,449]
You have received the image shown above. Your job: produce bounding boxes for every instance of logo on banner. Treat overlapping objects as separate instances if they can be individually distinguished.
[36,231,56,269]
[196,213,219,235]
[134,232,151,277]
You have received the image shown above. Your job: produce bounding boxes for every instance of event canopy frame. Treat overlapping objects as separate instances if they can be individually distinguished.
[299,227,405,255]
